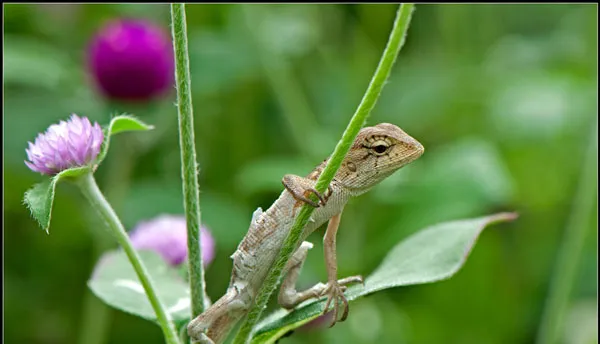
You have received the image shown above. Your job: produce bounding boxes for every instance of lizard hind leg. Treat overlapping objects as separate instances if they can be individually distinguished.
[188,288,248,344]
[278,241,321,309]
[277,241,362,310]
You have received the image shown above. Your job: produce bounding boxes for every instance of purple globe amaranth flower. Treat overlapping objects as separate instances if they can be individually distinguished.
[25,114,104,176]
[88,19,174,102]
[129,214,215,267]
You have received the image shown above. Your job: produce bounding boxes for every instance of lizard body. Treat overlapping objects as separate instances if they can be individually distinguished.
[188,123,424,343]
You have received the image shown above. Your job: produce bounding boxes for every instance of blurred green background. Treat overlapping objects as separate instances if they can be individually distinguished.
[3,4,597,344]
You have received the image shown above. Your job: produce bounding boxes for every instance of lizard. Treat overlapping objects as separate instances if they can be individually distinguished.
[188,123,425,344]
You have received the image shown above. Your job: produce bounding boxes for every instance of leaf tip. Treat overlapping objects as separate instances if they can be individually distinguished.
[488,212,519,224]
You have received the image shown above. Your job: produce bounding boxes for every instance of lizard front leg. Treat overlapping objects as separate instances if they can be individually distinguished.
[282,174,333,207]
[278,241,323,308]
[321,211,363,327]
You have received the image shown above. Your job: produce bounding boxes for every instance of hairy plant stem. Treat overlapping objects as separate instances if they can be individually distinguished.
[76,172,180,344]
[232,4,416,343]
[170,3,207,319]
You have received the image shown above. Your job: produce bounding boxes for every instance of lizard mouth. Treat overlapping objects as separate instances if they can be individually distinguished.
[399,142,425,165]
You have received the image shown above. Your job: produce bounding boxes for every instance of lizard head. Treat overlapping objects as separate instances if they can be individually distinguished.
[336,123,424,194]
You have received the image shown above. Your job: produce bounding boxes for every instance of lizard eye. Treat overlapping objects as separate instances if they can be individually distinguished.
[372,143,389,155]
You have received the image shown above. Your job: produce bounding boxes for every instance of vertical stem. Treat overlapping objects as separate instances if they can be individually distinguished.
[232,4,416,343]
[77,172,180,344]
[535,122,598,344]
[170,3,206,318]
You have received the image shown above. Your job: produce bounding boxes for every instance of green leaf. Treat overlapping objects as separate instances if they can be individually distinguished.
[23,179,54,234]
[251,212,518,343]
[23,166,91,233]
[96,114,154,164]
[88,250,191,324]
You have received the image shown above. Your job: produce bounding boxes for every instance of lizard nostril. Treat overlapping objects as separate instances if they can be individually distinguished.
[403,137,424,155]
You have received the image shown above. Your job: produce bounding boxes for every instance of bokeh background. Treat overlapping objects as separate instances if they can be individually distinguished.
[3,4,598,344]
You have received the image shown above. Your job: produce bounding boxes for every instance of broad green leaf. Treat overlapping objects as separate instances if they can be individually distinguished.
[23,166,91,233]
[96,114,154,164]
[89,250,191,323]
[251,212,517,343]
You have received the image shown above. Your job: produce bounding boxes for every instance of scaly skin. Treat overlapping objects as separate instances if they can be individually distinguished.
[188,123,424,343]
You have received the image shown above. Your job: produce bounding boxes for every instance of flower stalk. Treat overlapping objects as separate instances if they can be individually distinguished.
[76,172,180,344]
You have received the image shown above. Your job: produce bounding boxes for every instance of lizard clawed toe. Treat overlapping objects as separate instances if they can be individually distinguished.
[321,282,350,327]
[282,175,331,208]
[338,275,364,287]
[290,187,328,208]
[307,187,328,207]
[309,185,334,207]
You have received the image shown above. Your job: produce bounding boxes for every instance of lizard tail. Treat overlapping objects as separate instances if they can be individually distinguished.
[188,288,246,344]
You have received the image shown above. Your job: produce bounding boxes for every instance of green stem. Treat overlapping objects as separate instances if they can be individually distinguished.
[535,121,598,344]
[232,4,416,343]
[170,3,206,318]
[76,172,180,344]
